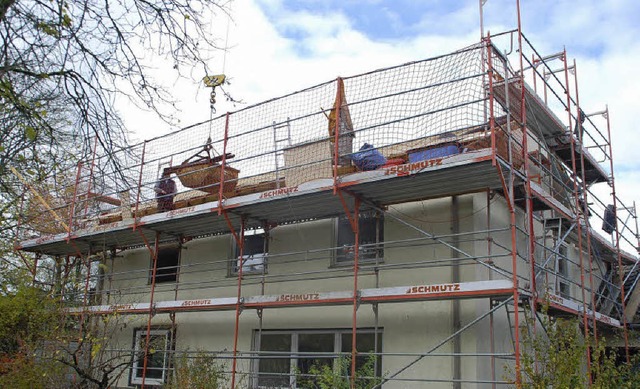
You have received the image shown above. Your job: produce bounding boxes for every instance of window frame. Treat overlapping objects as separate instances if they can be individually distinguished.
[333,210,384,266]
[148,244,180,284]
[251,328,382,389]
[229,228,268,277]
[557,244,570,298]
[130,327,174,386]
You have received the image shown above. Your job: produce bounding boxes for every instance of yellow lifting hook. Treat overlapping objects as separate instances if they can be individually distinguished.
[203,74,226,112]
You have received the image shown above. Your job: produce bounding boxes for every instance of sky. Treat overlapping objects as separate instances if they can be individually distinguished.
[119,0,640,247]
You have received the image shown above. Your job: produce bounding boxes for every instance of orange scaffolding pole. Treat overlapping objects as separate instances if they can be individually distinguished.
[219,113,231,215]
[603,107,631,362]
[487,27,521,386]
[227,213,245,388]
[561,49,593,382]
[572,60,599,341]
[133,141,147,231]
[140,232,160,389]
[83,135,99,218]
[514,2,538,321]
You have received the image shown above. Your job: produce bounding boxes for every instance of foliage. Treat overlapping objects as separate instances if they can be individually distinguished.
[0,280,67,388]
[507,309,640,389]
[0,265,138,389]
[0,352,67,389]
[0,0,233,279]
[590,341,640,389]
[165,350,229,389]
[0,280,60,354]
[297,355,384,389]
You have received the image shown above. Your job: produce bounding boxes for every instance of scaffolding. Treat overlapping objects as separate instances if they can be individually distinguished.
[14,25,640,389]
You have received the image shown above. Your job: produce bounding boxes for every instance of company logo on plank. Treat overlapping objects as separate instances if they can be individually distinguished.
[181,299,212,307]
[276,293,320,302]
[406,283,461,294]
[260,186,299,199]
[167,206,196,218]
[384,158,443,176]
[547,294,565,305]
[596,314,615,326]
[93,221,121,233]
[108,304,134,311]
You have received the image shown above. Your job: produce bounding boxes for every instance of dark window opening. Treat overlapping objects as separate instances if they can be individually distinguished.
[336,211,383,264]
[557,245,570,298]
[231,230,267,275]
[151,246,179,283]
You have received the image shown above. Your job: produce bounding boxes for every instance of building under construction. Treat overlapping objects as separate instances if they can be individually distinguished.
[14,26,640,388]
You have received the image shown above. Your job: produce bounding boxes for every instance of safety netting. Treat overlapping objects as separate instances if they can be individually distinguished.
[22,42,513,235]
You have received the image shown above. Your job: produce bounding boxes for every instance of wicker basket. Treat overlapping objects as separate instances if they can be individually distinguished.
[463,127,524,170]
[174,160,240,194]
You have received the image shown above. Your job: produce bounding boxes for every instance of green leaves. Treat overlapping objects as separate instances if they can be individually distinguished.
[36,21,60,38]
[165,350,229,389]
[507,308,640,388]
[36,12,72,38]
[25,126,37,141]
[61,13,72,28]
[297,355,384,389]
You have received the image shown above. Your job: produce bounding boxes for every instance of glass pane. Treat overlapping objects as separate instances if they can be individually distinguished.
[245,234,265,256]
[341,333,382,378]
[236,253,266,274]
[258,334,291,387]
[155,247,179,283]
[336,213,383,262]
[233,233,267,274]
[135,333,167,380]
[147,335,167,379]
[297,333,334,384]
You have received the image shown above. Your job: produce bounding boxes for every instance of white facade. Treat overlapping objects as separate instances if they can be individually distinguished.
[95,192,598,388]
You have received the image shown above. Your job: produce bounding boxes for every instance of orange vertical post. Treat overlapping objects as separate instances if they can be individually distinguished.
[83,136,99,218]
[561,51,593,381]
[133,141,147,231]
[603,107,631,362]
[229,215,245,389]
[485,36,497,166]
[350,198,361,388]
[219,113,231,215]
[141,232,160,389]
[572,60,599,339]
[332,78,344,194]
[66,162,84,242]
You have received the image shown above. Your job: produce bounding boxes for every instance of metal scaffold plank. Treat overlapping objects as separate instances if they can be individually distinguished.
[17,150,504,257]
[69,279,514,315]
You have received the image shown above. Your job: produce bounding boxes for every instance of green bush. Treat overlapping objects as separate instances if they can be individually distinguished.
[507,309,640,389]
[297,355,383,389]
[165,350,228,389]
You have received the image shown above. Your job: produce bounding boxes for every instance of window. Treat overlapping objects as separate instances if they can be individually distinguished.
[131,328,174,386]
[335,211,383,264]
[230,229,268,276]
[150,245,180,283]
[557,244,570,298]
[253,329,382,388]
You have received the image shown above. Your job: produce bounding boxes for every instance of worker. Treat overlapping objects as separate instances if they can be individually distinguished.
[154,171,177,212]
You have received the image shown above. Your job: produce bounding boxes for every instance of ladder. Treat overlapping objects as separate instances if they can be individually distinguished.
[273,118,292,188]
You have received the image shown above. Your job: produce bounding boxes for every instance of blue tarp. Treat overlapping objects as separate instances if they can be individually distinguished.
[350,143,386,171]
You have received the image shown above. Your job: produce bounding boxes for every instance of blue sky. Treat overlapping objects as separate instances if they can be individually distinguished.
[255,0,640,58]
[260,0,454,40]
[121,0,639,224]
